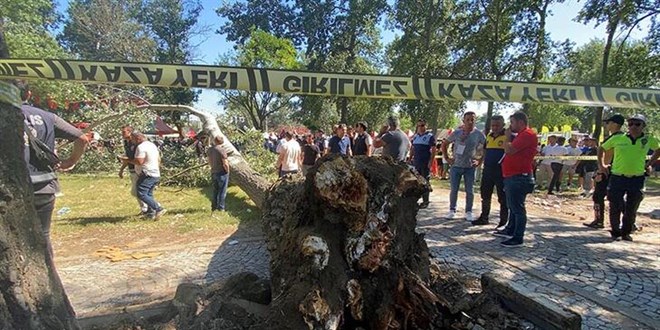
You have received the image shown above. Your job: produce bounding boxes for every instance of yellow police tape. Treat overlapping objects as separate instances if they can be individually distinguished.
[0,81,21,108]
[1,59,659,108]
[434,155,652,160]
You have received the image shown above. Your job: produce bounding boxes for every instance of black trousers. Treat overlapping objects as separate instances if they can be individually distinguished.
[592,174,609,224]
[548,162,563,193]
[607,175,645,237]
[33,193,76,316]
[415,163,431,203]
[480,165,508,224]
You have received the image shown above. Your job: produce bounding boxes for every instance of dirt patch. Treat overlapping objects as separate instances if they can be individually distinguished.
[53,226,256,260]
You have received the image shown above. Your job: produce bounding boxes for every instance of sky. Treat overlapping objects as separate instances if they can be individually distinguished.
[55,0,650,116]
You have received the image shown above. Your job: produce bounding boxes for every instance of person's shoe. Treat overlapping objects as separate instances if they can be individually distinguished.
[610,230,622,241]
[492,230,513,239]
[631,223,641,233]
[496,220,508,229]
[419,202,430,209]
[471,217,489,226]
[621,234,633,242]
[583,221,604,229]
[500,239,523,248]
[444,211,456,219]
[465,212,475,222]
[154,208,167,220]
[547,191,555,195]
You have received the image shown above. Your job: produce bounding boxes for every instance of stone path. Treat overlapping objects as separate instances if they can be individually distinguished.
[56,190,659,329]
[418,193,659,330]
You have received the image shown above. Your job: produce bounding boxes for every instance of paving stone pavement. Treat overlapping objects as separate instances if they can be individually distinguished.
[56,190,659,329]
[418,192,659,330]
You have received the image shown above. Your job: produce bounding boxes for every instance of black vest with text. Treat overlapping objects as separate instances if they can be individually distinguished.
[22,104,58,185]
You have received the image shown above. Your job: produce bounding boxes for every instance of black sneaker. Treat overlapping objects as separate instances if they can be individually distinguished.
[471,217,489,226]
[492,230,513,239]
[621,234,633,242]
[500,239,523,248]
[583,221,604,229]
[419,202,430,209]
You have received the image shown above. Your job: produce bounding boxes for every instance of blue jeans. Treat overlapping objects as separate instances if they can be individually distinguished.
[212,172,229,211]
[136,175,162,213]
[449,166,476,212]
[503,175,535,242]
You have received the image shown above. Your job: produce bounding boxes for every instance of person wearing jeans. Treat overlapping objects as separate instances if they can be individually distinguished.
[449,166,476,215]
[494,111,538,248]
[441,112,486,221]
[124,131,166,220]
[136,174,162,214]
[208,136,230,213]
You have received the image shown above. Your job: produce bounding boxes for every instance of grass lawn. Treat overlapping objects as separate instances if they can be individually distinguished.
[52,173,262,258]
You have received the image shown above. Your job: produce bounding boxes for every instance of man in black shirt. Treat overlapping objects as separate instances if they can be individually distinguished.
[301,134,320,175]
[353,122,373,156]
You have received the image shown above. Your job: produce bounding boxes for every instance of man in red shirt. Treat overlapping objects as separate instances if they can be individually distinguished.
[493,111,538,247]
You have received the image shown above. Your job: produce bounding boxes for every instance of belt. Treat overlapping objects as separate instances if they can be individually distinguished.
[611,173,645,179]
[506,173,533,178]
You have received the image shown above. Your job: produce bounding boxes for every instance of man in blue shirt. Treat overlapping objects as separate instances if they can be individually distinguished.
[410,119,436,208]
[327,123,352,156]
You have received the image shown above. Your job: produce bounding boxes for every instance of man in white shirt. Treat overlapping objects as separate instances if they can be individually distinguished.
[124,131,166,219]
[276,131,302,177]
[544,136,568,194]
[563,138,582,188]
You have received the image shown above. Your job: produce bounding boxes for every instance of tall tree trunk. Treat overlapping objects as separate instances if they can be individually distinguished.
[340,98,349,124]
[484,101,494,135]
[594,18,619,140]
[522,1,549,115]
[0,24,79,329]
[148,105,270,207]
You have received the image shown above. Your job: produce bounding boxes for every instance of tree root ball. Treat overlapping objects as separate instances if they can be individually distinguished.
[262,155,437,329]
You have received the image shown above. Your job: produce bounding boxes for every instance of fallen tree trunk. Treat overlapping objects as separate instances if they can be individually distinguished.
[145,104,270,208]
[261,155,444,329]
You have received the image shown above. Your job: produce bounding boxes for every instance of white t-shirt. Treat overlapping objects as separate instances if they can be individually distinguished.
[541,144,567,165]
[135,140,161,177]
[280,139,301,171]
[563,146,582,166]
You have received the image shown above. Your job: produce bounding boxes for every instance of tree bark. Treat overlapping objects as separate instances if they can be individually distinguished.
[593,19,618,141]
[261,155,446,329]
[0,95,79,329]
[147,104,270,207]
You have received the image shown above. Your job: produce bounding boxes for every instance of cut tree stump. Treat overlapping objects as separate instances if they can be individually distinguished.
[261,154,443,329]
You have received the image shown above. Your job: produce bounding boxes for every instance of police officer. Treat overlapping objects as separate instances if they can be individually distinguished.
[598,114,660,241]
[472,115,508,227]
[21,84,89,255]
[409,119,437,208]
[584,114,624,229]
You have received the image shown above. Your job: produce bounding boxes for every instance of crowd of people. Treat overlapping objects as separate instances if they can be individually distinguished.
[18,74,660,255]
[263,111,660,247]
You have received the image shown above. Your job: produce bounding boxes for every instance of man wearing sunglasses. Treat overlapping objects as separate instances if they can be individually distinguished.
[598,114,660,242]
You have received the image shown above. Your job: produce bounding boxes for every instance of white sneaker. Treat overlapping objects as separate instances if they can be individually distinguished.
[444,211,456,219]
[465,212,474,222]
